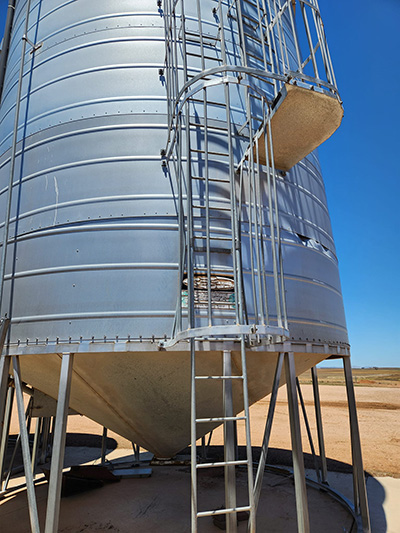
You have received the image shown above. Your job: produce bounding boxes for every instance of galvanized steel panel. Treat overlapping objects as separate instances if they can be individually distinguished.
[0,0,348,350]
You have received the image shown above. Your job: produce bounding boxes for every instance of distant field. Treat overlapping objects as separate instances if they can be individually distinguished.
[299,367,400,388]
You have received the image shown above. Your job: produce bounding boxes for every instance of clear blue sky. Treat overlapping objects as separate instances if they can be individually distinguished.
[0,1,398,368]
[316,0,400,368]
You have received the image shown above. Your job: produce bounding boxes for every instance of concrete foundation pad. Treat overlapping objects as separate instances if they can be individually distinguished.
[324,471,400,533]
[0,447,381,533]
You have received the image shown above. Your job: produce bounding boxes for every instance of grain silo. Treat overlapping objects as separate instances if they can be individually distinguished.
[0,1,370,532]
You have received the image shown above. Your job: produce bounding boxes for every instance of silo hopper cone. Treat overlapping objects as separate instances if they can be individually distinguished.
[17,349,327,458]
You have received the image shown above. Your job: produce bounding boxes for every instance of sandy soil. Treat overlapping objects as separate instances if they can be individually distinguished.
[249,385,400,478]
[23,383,397,478]
[3,382,399,533]
[299,367,400,388]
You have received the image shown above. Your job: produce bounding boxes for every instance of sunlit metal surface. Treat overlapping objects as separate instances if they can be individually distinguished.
[0,0,347,347]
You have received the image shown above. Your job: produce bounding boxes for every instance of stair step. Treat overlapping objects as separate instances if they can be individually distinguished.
[197,459,249,469]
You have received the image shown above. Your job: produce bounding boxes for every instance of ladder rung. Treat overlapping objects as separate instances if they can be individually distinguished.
[192,205,231,211]
[188,121,230,133]
[195,235,232,242]
[246,49,267,61]
[189,99,228,109]
[194,247,231,254]
[192,175,230,184]
[243,0,263,5]
[197,505,251,518]
[247,54,271,68]
[191,148,230,158]
[196,416,246,423]
[243,31,262,43]
[187,74,214,81]
[193,267,234,276]
[185,31,220,43]
[195,374,243,380]
[186,52,223,63]
[197,459,248,469]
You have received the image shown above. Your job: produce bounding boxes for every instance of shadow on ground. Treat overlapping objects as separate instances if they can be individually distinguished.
[0,438,388,532]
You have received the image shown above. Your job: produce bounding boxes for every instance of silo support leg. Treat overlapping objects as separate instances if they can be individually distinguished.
[39,417,51,465]
[311,366,328,484]
[0,384,14,486]
[343,357,371,533]
[0,318,11,435]
[13,355,41,533]
[101,427,108,465]
[44,353,74,533]
[223,350,237,533]
[31,418,42,474]
[253,352,284,511]
[296,378,321,483]
[285,352,310,533]
[0,355,11,453]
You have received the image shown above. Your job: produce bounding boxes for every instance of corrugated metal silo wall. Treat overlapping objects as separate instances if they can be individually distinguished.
[0,0,348,347]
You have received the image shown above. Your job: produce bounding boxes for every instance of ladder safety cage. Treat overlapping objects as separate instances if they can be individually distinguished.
[160,1,343,531]
[161,0,341,347]
[162,0,301,347]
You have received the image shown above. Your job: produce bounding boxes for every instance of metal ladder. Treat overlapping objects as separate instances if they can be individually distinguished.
[191,344,255,532]
[164,0,288,337]
[162,1,289,531]
[183,14,257,526]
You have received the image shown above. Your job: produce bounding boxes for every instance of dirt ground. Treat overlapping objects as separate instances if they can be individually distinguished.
[8,370,400,478]
[2,371,399,533]
[56,380,400,479]
[299,367,400,388]
[248,384,400,478]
